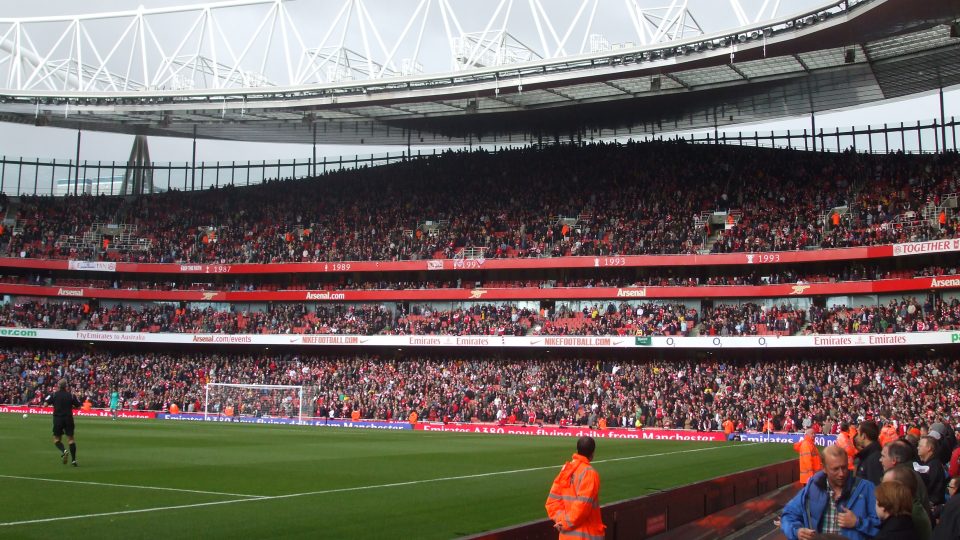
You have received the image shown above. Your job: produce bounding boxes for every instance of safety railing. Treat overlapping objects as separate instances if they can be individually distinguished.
[0,116,957,197]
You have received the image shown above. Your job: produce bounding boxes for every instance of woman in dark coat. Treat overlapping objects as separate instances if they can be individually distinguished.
[874,480,916,540]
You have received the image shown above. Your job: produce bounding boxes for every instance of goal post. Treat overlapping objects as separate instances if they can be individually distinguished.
[203,382,316,423]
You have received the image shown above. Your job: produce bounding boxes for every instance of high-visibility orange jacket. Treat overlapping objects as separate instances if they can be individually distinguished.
[545,454,606,540]
[835,431,857,470]
[793,437,822,484]
[879,425,898,448]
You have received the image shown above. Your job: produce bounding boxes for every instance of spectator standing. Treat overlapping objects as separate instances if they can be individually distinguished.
[930,422,956,467]
[873,481,917,540]
[882,463,932,540]
[780,444,880,539]
[933,477,960,540]
[916,435,947,513]
[855,420,884,486]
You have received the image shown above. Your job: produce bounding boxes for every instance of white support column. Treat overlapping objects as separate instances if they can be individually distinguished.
[152,10,204,89]
[551,0,587,58]
[296,1,350,83]
[528,0,550,60]
[409,0,432,76]
[222,3,276,88]
[257,2,280,82]
[580,0,601,53]
[377,0,426,79]
[74,18,83,90]
[464,0,506,68]
[138,11,150,88]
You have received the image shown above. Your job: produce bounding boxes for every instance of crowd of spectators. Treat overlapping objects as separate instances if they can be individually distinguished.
[0,301,391,334]
[390,304,532,336]
[1,143,958,264]
[699,303,806,336]
[536,302,697,336]
[3,348,958,437]
[0,263,956,297]
[808,297,960,334]
[5,296,960,336]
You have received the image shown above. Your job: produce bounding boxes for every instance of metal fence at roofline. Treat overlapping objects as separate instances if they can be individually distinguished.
[0,116,957,197]
[0,149,446,197]
[676,117,960,155]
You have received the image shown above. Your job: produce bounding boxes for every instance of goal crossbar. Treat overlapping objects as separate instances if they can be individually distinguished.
[206,383,302,390]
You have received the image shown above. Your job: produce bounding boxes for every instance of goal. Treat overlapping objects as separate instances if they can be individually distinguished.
[203,383,317,423]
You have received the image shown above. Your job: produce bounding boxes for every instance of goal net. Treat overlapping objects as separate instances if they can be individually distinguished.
[203,383,317,423]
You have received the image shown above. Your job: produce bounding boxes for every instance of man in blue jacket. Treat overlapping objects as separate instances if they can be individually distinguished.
[781,444,880,540]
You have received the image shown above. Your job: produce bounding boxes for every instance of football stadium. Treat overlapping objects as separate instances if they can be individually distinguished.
[2,0,960,538]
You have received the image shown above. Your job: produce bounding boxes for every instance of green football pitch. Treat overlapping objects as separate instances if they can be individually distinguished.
[0,414,795,539]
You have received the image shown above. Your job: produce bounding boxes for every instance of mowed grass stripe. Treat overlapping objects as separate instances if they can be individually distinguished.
[0,415,796,539]
[0,441,762,527]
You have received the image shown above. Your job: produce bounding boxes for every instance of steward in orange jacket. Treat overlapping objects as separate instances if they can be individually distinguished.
[834,421,857,471]
[879,422,898,448]
[546,436,606,539]
[793,429,822,484]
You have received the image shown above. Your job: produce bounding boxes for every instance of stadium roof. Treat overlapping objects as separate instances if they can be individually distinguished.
[0,0,958,146]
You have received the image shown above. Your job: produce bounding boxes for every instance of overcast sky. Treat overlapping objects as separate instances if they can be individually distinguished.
[1,0,957,164]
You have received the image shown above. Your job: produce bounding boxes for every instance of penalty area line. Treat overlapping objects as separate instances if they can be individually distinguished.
[0,441,758,527]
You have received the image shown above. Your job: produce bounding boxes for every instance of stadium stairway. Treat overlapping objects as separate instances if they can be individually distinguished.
[3,198,19,228]
[703,230,723,253]
[647,482,797,540]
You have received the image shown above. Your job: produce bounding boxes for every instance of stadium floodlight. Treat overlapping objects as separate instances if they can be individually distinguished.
[204,382,315,424]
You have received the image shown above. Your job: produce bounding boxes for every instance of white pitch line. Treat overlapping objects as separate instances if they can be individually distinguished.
[0,474,264,499]
[595,442,758,464]
[0,497,272,527]
[0,442,758,527]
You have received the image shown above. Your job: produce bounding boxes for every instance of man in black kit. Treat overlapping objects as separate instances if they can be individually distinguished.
[44,378,80,466]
